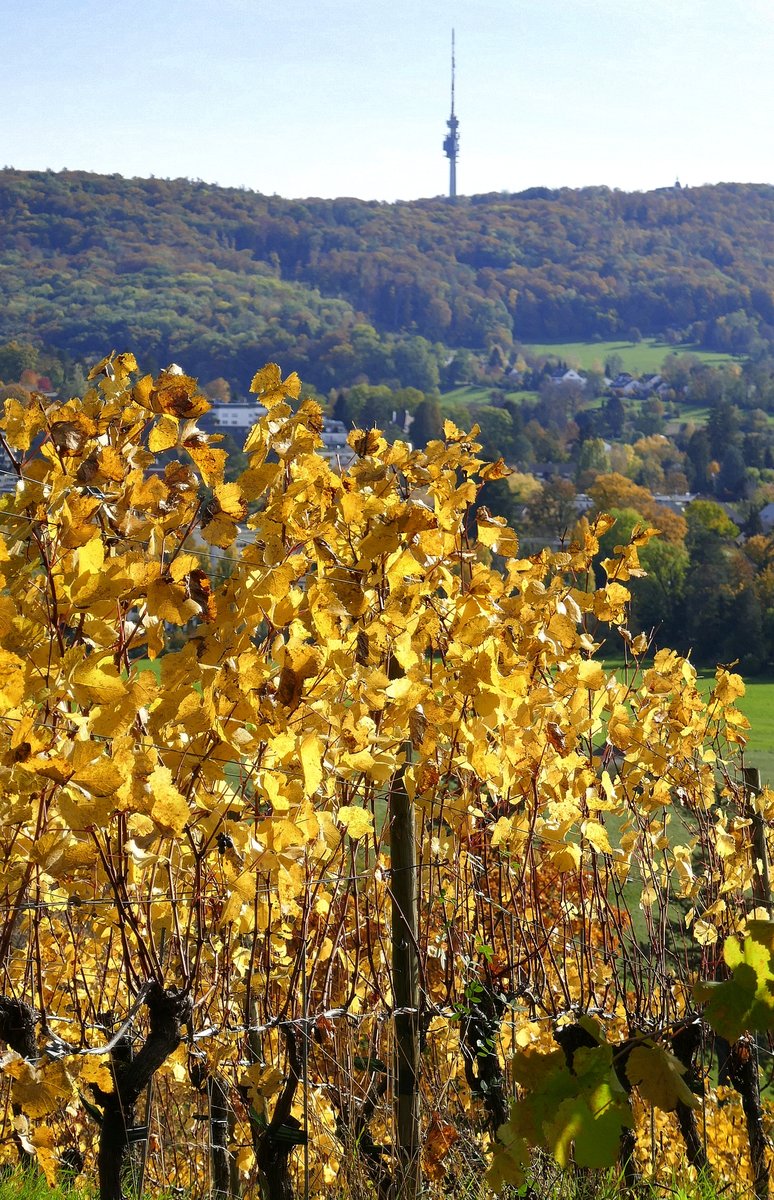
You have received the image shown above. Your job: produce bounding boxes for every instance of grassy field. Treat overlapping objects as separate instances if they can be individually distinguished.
[135,656,161,679]
[438,384,496,408]
[665,403,710,431]
[438,385,539,411]
[733,675,774,785]
[678,667,774,785]
[521,337,737,374]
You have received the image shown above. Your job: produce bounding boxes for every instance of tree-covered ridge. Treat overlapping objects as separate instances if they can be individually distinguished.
[1,170,773,391]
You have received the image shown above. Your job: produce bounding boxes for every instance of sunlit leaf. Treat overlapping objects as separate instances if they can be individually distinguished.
[625,1042,700,1112]
[249,363,301,407]
[338,806,374,840]
[9,1059,73,1119]
[695,922,774,1040]
[149,764,190,836]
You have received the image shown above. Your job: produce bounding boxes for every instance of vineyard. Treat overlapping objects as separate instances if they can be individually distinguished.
[0,355,773,1200]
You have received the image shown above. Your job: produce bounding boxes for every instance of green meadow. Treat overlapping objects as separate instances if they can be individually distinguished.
[438,384,538,410]
[733,674,774,785]
[438,383,498,408]
[673,666,774,785]
[521,337,737,374]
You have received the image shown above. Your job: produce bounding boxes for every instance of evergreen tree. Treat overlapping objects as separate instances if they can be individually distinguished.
[604,394,626,439]
[685,428,712,491]
[332,391,353,426]
[743,504,764,537]
[707,399,740,460]
[717,445,748,499]
[502,400,524,436]
[410,398,444,450]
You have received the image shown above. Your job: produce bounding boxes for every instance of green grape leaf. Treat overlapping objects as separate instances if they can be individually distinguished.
[488,1038,632,1192]
[694,921,774,1041]
[546,1045,633,1168]
[486,1116,529,1193]
[509,1048,569,1147]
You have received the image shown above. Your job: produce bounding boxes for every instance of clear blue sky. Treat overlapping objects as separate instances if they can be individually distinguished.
[2,0,772,200]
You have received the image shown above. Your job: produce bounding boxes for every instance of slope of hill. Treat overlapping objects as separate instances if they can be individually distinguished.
[1,169,773,390]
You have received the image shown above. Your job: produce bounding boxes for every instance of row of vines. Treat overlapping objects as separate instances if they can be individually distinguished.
[0,354,772,1200]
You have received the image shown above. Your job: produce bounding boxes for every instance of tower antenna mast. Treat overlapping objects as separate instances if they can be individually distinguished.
[443,29,459,201]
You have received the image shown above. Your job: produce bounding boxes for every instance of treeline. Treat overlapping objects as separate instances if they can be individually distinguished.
[1,169,773,391]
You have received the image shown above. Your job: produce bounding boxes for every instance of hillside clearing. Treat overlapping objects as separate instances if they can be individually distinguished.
[521,337,738,374]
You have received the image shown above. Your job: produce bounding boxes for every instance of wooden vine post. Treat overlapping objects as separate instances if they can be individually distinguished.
[742,766,771,1200]
[744,767,772,910]
[389,751,421,1200]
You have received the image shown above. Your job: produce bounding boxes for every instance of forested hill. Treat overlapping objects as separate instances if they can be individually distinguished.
[2,168,773,390]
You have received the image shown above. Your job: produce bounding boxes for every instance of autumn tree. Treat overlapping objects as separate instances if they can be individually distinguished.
[0,341,38,383]
[524,476,578,540]
[589,472,687,543]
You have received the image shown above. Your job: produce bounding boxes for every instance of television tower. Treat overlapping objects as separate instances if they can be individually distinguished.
[443,30,459,200]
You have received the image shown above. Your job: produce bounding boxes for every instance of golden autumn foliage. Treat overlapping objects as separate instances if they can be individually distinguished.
[0,353,770,1198]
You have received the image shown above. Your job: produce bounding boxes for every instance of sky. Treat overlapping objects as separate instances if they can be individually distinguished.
[2,0,772,202]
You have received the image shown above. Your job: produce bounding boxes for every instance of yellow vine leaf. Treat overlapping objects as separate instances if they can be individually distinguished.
[625,1043,700,1112]
[0,397,45,450]
[423,1113,460,1181]
[249,363,301,407]
[713,668,745,705]
[89,350,138,380]
[300,734,324,797]
[71,656,127,706]
[184,439,227,487]
[480,457,510,481]
[8,1059,73,1119]
[582,820,612,855]
[0,649,26,712]
[577,660,605,690]
[476,509,519,557]
[241,1063,283,1121]
[277,641,322,711]
[22,1125,58,1185]
[148,414,179,452]
[338,806,374,840]
[76,535,105,577]
[76,1056,114,1094]
[149,765,190,837]
[220,870,257,930]
[137,370,210,419]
